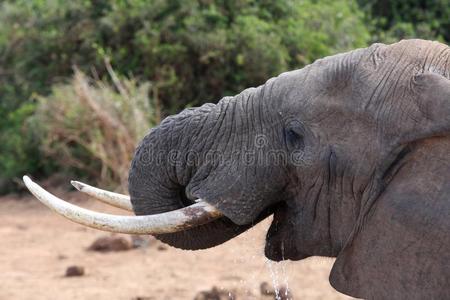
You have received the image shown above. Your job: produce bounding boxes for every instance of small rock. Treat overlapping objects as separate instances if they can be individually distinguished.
[276,287,293,300]
[65,265,85,277]
[157,244,168,251]
[16,224,28,231]
[260,282,293,300]
[260,282,274,296]
[194,286,236,300]
[88,235,133,252]
[57,254,68,260]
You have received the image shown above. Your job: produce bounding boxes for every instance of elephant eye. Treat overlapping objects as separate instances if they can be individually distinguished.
[285,121,305,150]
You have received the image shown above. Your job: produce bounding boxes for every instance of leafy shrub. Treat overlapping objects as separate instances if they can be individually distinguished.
[0,103,40,193]
[359,0,450,43]
[32,65,158,190]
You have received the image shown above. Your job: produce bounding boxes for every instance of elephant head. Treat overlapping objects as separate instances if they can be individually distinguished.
[25,39,450,299]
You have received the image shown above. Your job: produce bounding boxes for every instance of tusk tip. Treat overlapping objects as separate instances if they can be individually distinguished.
[23,175,32,185]
[70,180,84,191]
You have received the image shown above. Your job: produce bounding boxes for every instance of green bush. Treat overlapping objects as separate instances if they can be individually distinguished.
[32,66,158,191]
[359,0,450,43]
[0,103,40,193]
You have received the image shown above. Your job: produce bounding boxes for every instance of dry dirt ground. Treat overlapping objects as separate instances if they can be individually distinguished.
[0,187,354,300]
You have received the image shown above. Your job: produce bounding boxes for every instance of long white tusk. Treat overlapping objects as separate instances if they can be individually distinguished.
[71,180,132,211]
[23,176,222,235]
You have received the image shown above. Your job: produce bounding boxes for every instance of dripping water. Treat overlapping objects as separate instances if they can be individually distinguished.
[266,258,281,299]
[265,241,291,300]
[280,241,291,298]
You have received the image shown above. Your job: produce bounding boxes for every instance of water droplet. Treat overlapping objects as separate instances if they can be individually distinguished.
[265,241,291,300]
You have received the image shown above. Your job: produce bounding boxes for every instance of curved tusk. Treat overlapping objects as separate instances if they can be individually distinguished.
[71,180,132,211]
[23,176,223,235]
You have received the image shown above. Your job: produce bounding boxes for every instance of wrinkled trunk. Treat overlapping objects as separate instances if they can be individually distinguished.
[128,89,267,249]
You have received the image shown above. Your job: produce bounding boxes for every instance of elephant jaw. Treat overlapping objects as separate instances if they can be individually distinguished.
[264,202,309,262]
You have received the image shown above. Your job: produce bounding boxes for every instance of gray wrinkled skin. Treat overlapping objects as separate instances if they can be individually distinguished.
[128,39,450,299]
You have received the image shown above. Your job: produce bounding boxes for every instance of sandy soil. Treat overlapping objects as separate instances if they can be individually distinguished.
[0,188,354,300]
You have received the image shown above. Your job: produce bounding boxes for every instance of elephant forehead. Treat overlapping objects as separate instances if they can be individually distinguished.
[382,39,449,69]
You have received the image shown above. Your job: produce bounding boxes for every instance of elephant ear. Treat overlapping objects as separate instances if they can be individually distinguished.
[329,137,450,299]
[403,72,450,141]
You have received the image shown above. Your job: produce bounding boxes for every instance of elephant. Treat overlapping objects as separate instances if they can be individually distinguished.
[24,39,450,299]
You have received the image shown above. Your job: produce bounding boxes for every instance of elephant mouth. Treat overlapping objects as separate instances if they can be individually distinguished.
[264,202,308,262]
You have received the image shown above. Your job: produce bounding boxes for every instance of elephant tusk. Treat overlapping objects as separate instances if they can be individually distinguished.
[71,180,133,211]
[23,176,223,235]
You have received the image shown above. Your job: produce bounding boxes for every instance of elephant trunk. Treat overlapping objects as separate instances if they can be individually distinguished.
[128,98,256,249]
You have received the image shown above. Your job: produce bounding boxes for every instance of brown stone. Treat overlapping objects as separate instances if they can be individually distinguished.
[260,282,293,299]
[65,265,85,277]
[260,282,275,296]
[156,244,168,251]
[193,286,236,300]
[88,235,133,252]
[276,286,293,300]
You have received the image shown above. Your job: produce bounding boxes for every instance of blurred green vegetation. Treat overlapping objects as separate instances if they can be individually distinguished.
[0,0,448,193]
[359,0,450,43]
[31,66,157,191]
